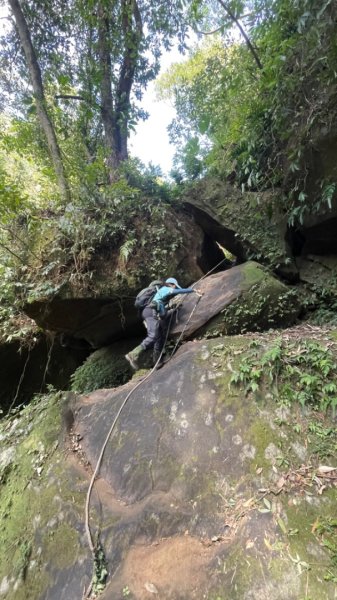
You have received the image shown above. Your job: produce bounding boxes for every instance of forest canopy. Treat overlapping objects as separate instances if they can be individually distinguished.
[0,0,337,340]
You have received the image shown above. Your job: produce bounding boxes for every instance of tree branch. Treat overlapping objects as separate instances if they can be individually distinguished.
[55,94,86,101]
[215,0,263,69]
[0,240,26,263]
[1,223,40,259]
[195,25,224,36]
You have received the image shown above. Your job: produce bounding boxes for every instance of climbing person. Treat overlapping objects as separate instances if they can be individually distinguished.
[125,277,202,370]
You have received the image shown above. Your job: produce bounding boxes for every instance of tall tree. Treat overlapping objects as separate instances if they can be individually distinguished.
[2,0,189,183]
[77,0,188,180]
[7,0,70,200]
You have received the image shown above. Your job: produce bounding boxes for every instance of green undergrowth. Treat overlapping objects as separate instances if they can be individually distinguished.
[205,335,337,592]
[230,337,337,416]
[314,516,337,583]
[221,284,298,334]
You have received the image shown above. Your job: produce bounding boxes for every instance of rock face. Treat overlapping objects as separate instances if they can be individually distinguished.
[23,208,213,348]
[183,175,337,276]
[0,335,89,412]
[22,262,299,350]
[1,331,337,600]
[170,261,299,339]
[3,247,301,416]
[183,178,298,279]
[298,125,337,241]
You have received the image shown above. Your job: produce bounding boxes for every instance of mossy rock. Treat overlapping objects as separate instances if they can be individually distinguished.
[202,263,300,336]
[170,261,300,341]
[70,342,136,393]
[183,177,297,279]
[74,332,337,599]
[0,392,90,600]
[1,330,337,599]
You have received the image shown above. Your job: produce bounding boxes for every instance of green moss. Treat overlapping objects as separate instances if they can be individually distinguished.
[71,346,132,393]
[199,265,298,339]
[43,523,81,570]
[0,392,86,599]
[210,546,263,599]
[247,419,279,470]
[285,493,337,577]
[329,330,337,343]
[222,280,297,334]
[240,261,266,288]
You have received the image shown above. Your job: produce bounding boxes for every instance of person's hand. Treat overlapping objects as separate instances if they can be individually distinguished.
[194,289,203,297]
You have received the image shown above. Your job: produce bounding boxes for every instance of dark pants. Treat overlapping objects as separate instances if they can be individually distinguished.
[141,306,169,354]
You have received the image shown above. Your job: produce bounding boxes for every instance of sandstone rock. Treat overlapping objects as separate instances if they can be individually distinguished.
[170,261,300,340]
[1,333,336,599]
[0,335,89,413]
[183,177,298,280]
[23,208,208,345]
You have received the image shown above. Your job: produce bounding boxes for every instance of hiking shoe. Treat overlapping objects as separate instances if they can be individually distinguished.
[125,353,139,370]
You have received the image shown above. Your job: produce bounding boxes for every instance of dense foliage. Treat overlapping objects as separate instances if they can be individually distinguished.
[1,0,337,340]
[158,0,337,224]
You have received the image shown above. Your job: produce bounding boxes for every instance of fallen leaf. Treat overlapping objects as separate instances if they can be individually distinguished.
[264,537,273,551]
[311,519,319,533]
[144,582,158,594]
[317,466,336,474]
[276,516,287,535]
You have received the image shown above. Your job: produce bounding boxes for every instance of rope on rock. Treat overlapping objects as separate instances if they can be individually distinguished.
[165,256,230,361]
[82,312,175,598]
[82,256,229,598]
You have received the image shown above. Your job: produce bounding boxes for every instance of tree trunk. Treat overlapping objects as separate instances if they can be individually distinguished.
[97,1,119,181]
[113,0,142,164]
[98,0,142,180]
[8,0,70,200]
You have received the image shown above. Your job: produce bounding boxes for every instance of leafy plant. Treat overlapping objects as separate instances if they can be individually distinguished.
[92,545,108,595]
[158,0,337,225]
[314,517,337,582]
[230,338,337,415]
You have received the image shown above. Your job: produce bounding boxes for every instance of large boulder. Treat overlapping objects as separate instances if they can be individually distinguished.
[23,206,211,348]
[170,261,300,340]
[23,261,298,349]
[1,329,337,599]
[183,177,298,280]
